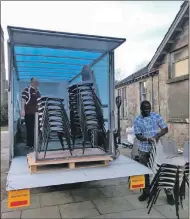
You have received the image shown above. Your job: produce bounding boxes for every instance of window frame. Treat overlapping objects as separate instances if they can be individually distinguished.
[139,81,147,102]
[169,45,189,79]
[118,88,121,97]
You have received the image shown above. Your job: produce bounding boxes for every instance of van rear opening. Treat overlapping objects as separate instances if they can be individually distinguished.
[8,26,126,160]
[14,53,110,158]
[6,26,152,191]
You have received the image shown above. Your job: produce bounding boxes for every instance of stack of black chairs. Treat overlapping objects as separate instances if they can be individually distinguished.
[37,97,72,158]
[179,141,189,208]
[68,84,82,147]
[146,141,187,219]
[68,82,108,154]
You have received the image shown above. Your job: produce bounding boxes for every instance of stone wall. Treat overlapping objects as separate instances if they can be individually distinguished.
[158,63,169,122]
[167,123,189,149]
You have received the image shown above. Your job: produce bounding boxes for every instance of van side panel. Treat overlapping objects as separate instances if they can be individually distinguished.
[7,42,14,162]
[13,71,20,139]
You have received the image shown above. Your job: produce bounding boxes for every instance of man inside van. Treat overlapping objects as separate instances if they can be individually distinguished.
[134,100,174,205]
[21,78,41,150]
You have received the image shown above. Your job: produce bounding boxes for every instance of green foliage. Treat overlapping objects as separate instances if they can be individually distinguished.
[1,99,8,126]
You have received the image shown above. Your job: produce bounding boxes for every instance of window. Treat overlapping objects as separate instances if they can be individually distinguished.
[168,79,189,122]
[140,81,147,102]
[170,46,189,78]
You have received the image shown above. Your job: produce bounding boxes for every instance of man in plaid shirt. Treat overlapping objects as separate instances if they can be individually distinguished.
[134,100,174,205]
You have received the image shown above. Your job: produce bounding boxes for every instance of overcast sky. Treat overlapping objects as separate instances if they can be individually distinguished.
[1,1,182,80]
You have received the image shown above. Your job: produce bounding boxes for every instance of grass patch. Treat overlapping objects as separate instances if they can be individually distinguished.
[1,126,8,131]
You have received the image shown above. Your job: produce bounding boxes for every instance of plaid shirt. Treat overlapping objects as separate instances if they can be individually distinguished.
[134,112,167,152]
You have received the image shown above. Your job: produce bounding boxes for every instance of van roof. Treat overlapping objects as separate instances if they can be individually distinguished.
[7,26,126,82]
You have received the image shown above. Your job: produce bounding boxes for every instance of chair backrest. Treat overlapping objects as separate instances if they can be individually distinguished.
[161,137,178,157]
[183,140,189,162]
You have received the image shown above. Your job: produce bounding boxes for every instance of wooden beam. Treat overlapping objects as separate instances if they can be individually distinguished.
[161,51,167,55]
[155,62,160,66]
[175,28,183,32]
[167,40,175,44]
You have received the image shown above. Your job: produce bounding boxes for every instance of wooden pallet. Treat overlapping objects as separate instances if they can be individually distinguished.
[27,148,112,174]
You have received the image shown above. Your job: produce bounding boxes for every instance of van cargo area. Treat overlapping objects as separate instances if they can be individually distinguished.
[6,26,152,191]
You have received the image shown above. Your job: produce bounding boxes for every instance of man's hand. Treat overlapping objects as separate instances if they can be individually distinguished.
[148,138,155,144]
[21,110,25,117]
[153,135,160,143]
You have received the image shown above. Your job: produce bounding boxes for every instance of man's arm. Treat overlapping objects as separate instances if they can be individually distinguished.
[157,127,168,138]
[154,127,168,142]
[21,88,29,117]
[154,115,168,142]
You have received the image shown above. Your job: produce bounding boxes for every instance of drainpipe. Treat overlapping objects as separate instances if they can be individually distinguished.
[158,73,160,114]
[151,74,154,111]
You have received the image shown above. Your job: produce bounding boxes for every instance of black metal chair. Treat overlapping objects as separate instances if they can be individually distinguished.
[179,141,189,206]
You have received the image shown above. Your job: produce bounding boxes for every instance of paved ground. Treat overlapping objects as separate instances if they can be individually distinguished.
[1,132,189,218]
[1,132,9,202]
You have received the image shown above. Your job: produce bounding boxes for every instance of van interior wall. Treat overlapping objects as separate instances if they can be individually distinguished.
[13,53,110,156]
[91,55,109,130]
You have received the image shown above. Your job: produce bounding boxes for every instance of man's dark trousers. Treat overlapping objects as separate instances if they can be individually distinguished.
[25,114,35,148]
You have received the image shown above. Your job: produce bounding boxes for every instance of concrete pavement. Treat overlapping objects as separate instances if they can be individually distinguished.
[1,132,9,202]
[1,132,189,218]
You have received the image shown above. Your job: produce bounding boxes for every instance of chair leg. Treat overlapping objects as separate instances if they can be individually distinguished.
[180,177,185,208]
[65,136,72,156]
[183,180,186,199]
[88,131,94,148]
[72,136,75,150]
[180,193,184,209]
[148,189,159,214]
[149,168,162,193]
[175,168,180,219]
[38,133,42,153]
[82,140,85,154]
[57,132,65,151]
[72,132,76,149]
[42,134,48,154]
[154,189,161,204]
[44,138,49,158]
[185,175,189,187]
[147,184,158,208]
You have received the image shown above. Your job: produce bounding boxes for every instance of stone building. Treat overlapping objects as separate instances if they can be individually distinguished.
[1,25,7,102]
[115,1,189,147]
